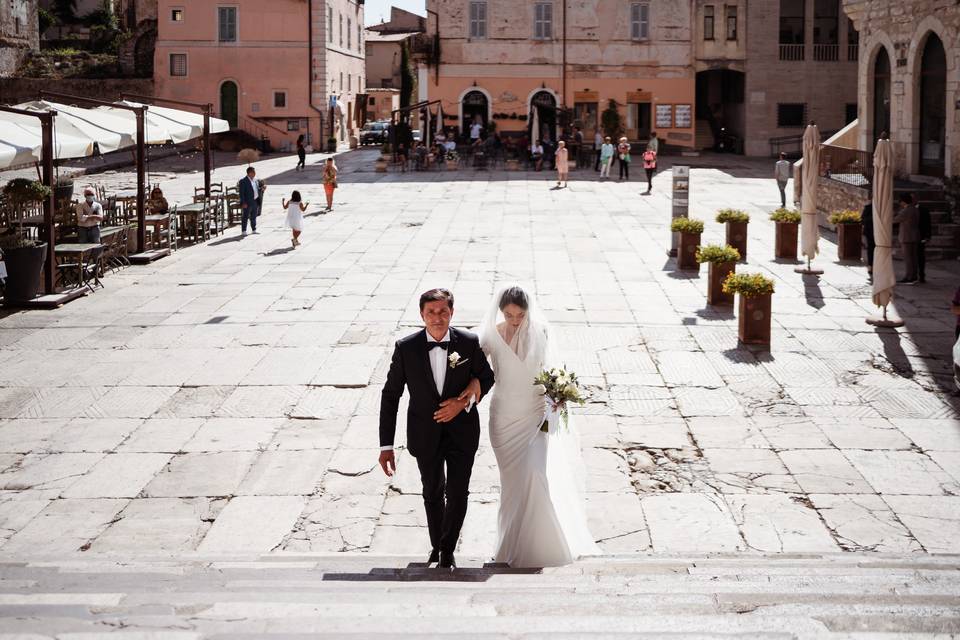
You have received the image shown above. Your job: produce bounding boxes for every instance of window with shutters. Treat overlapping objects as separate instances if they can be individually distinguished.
[631,3,649,40]
[534,3,552,40]
[274,92,287,109]
[327,7,333,42]
[704,5,714,39]
[169,53,187,76]
[469,1,487,39]
[217,6,237,43]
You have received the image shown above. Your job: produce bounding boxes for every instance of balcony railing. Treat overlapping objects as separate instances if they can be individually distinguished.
[779,44,805,61]
[847,43,859,61]
[820,144,873,188]
[813,44,839,61]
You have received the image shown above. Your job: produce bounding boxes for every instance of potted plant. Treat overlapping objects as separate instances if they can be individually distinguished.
[52,174,75,204]
[1,179,51,303]
[828,209,863,261]
[716,209,750,261]
[696,244,741,306]
[723,272,775,346]
[769,207,801,260]
[327,136,338,152]
[445,150,460,171]
[671,217,704,270]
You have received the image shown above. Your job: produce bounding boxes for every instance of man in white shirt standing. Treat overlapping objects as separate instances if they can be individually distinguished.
[378,288,495,570]
[774,152,792,208]
[470,119,483,143]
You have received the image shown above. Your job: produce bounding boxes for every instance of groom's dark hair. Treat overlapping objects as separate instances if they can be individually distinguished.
[419,288,454,311]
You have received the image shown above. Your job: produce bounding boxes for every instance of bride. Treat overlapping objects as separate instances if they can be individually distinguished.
[478,285,599,567]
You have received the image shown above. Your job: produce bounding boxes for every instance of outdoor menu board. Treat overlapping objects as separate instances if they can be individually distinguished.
[655,104,673,129]
[670,165,690,256]
[674,104,692,128]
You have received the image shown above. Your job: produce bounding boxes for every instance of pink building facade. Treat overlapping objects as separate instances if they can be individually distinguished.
[154,0,365,151]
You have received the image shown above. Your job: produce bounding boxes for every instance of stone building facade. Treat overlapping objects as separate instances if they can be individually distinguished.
[844,0,958,178]
[0,0,38,77]
[365,30,418,90]
[419,0,697,148]
[154,0,364,150]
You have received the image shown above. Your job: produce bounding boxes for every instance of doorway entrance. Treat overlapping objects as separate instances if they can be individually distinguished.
[530,90,557,143]
[918,33,946,176]
[220,81,239,129]
[461,90,488,139]
[695,69,745,152]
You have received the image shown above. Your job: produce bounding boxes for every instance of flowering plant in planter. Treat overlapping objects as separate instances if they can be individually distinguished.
[828,209,862,225]
[769,208,801,223]
[722,272,775,297]
[670,217,704,234]
[445,150,460,163]
[698,244,740,306]
[715,208,750,224]
[1,179,51,250]
[696,244,741,264]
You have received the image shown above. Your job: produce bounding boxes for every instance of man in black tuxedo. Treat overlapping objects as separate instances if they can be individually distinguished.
[379,288,495,569]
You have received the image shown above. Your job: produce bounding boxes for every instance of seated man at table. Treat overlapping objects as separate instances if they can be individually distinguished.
[76,187,104,244]
[147,187,169,215]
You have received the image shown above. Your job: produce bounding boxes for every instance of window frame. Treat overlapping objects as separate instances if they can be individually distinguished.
[273,91,287,109]
[703,5,715,40]
[170,7,184,22]
[469,1,487,39]
[347,17,352,48]
[339,13,343,47]
[327,7,333,43]
[533,2,553,40]
[217,5,238,43]
[776,102,806,128]
[169,53,188,77]
[630,3,650,41]
[725,5,737,41]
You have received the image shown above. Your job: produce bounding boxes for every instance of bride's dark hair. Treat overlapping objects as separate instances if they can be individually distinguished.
[499,286,529,311]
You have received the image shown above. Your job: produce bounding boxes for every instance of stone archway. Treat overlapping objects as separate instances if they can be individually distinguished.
[119,19,157,78]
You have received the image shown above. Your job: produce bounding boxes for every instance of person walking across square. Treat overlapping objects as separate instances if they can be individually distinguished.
[642,148,657,195]
[775,152,791,208]
[593,130,603,171]
[599,136,614,179]
[555,141,569,188]
[322,158,338,212]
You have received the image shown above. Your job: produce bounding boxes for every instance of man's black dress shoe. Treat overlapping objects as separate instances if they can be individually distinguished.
[427,549,439,565]
[438,551,456,569]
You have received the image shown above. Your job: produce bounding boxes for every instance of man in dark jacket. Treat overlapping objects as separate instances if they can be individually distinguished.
[917,195,932,283]
[894,193,920,283]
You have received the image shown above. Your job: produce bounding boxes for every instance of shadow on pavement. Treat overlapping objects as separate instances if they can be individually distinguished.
[802,273,825,310]
[322,563,541,583]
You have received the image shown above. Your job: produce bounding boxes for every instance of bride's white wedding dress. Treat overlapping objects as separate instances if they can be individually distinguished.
[480,289,599,568]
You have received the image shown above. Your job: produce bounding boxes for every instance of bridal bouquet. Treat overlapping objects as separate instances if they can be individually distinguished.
[534,367,585,432]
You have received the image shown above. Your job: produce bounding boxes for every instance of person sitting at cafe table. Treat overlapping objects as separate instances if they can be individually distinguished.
[76,187,104,244]
[147,187,169,215]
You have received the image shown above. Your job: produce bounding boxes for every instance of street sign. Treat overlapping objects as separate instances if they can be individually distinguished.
[669,165,690,256]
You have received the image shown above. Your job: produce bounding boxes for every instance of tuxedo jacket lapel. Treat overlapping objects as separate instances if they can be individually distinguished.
[440,329,458,399]
[418,329,441,400]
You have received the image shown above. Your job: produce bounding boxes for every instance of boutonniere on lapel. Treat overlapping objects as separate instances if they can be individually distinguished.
[448,352,469,369]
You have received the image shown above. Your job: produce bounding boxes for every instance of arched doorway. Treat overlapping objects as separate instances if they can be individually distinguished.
[461,90,488,138]
[220,81,239,129]
[530,90,557,143]
[695,69,745,152]
[872,47,891,148]
[918,33,946,176]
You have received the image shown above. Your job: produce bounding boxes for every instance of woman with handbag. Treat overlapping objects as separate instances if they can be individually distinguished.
[322,158,338,211]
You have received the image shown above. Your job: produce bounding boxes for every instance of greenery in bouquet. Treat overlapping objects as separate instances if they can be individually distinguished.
[769,207,802,223]
[534,367,585,432]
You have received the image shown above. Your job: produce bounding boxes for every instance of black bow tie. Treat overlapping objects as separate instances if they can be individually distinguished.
[428,342,449,351]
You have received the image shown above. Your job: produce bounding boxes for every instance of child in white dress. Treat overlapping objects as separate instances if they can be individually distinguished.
[282,190,309,248]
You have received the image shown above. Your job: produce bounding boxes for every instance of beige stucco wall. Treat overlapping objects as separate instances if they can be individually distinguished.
[845,0,960,177]
[365,37,402,88]
[315,0,365,140]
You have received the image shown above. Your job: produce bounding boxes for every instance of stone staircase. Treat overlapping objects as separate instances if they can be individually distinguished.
[1,553,958,637]
[900,186,960,260]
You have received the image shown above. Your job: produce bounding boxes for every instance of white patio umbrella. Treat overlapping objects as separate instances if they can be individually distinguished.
[867,139,903,326]
[797,123,823,274]
[15,100,134,152]
[530,106,540,148]
[118,101,230,140]
[0,111,95,169]
[435,104,444,140]
[95,105,187,145]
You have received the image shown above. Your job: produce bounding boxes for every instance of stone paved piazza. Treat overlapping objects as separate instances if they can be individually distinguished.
[0,150,958,636]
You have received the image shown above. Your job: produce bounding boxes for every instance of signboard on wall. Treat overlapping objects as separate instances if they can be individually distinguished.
[626,91,652,103]
[669,165,690,256]
[674,104,692,128]
[574,91,599,102]
[655,104,673,129]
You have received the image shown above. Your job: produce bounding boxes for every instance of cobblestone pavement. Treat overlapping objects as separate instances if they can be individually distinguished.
[0,149,958,562]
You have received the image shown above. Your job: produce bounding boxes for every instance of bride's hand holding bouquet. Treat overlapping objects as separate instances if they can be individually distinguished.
[534,367,585,433]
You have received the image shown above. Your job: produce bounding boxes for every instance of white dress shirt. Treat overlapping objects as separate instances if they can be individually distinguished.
[248,176,259,200]
[381,329,474,452]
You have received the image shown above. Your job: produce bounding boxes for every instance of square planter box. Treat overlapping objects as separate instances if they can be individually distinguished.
[505,159,520,171]
[725,221,748,261]
[738,293,772,346]
[678,232,701,270]
[837,222,863,262]
[775,222,798,260]
[707,262,735,306]
[446,161,458,171]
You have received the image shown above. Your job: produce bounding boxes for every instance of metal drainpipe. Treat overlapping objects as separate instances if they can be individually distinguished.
[307,0,327,146]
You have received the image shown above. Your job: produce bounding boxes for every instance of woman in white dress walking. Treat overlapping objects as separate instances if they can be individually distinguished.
[479,285,599,568]
[282,190,308,248]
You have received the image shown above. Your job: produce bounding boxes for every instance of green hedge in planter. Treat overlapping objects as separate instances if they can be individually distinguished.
[671,217,704,234]
[715,208,750,224]
[696,244,741,264]
[769,208,801,223]
[828,209,861,225]
[2,178,51,205]
[722,272,775,297]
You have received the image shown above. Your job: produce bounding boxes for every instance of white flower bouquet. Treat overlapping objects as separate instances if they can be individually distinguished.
[533,367,585,432]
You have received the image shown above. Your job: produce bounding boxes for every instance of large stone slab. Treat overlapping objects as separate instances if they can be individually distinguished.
[642,493,744,553]
[197,495,305,552]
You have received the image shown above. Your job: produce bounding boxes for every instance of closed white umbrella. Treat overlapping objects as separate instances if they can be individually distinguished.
[531,106,540,148]
[435,104,444,139]
[867,139,903,326]
[798,123,823,274]
[16,100,133,152]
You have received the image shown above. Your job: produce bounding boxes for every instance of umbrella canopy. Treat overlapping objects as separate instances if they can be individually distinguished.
[96,105,185,145]
[119,101,230,140]
[531,106,540,149]
[800,123,821,260]
[435,104,444,138]
[0,111,95,169]
[871,139,895,309]
[16,100,134,152]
